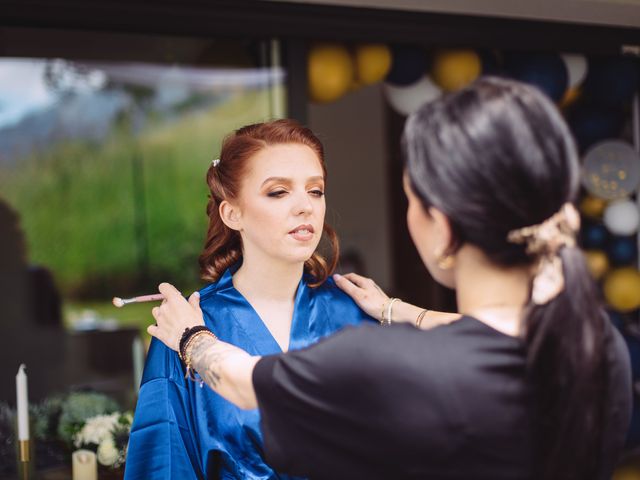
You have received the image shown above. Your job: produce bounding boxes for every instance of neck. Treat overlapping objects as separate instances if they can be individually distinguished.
[232,253,304,303]
[455,244,532,336]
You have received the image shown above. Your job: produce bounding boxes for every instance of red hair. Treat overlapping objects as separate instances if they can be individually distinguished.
[199,119,339,287]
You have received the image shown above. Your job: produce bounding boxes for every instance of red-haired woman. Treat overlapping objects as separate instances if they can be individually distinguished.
[124,120,379,479]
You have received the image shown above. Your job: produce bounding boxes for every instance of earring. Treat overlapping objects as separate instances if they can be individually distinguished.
[436,252,455,270]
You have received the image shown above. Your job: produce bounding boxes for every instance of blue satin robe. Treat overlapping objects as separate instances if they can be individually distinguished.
[125,268,373,479]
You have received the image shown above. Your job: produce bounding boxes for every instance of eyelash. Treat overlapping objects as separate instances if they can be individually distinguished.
[267,190,325,198]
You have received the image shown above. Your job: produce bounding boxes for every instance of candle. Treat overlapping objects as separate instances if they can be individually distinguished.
[15,364,29,441]
[72,449,98,480]
[132,336,144,392]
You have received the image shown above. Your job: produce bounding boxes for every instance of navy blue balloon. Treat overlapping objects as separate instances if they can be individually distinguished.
[626,399,640,447]
[581,223,609,249]
[627,333,640,380]
[608,236,638,265]
[607,310,625,332]
[567,104,626,153]
[583,56,640,109]
[503,52,568,102]
[386,45,428,86]
[478,49,502,76]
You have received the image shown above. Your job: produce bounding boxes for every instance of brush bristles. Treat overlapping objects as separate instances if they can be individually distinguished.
[112,297,125,308]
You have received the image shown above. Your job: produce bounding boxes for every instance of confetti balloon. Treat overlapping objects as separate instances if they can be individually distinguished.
[582,141,640,200]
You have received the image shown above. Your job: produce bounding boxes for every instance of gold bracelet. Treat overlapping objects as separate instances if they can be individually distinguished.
[415,309,429,328]
[182,330,217,381]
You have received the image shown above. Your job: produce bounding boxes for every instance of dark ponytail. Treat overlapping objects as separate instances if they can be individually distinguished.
[404,77,608,479]
[525,246,606,479]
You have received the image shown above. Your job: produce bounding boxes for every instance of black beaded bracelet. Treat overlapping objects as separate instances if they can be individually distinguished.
[179,325,210,361]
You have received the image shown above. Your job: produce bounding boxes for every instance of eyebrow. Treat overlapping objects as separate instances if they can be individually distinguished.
[260,176,325,188]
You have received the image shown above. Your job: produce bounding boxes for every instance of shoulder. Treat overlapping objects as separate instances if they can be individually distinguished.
[141,337,184,385]
[310,277,376,325]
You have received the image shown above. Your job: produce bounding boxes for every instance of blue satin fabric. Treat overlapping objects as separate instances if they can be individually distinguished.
[125,267,373,479]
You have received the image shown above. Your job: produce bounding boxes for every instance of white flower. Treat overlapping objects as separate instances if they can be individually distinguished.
[73,412,120,448]
[97,437,119,467]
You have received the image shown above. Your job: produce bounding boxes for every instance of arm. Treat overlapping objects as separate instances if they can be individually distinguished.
[332,273,459,328]
[147,283,260,410]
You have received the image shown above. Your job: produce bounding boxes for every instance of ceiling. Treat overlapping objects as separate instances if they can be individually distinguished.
[263,0,640,28]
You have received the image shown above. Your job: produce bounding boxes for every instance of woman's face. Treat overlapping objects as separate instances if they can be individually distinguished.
[232,143,326,266]
[404,173,456,289]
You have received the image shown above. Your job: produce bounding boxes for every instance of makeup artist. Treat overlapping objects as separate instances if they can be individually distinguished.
[148,78,632,480]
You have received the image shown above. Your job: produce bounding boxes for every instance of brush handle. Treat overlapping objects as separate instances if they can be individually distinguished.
[130,293,165,303]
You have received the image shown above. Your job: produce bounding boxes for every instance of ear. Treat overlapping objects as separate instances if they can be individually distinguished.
[219,200,242,232]
[429,207,455,256]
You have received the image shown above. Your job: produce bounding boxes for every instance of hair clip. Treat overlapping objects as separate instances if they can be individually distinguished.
[212,158,220,167]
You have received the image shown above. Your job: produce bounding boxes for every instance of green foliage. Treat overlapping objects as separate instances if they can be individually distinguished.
[0,88,273,301]
[57,392,119,446]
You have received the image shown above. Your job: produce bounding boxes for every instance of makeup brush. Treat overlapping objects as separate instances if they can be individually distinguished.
[112,294,165,308]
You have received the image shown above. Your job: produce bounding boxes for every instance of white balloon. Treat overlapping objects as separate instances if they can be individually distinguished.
[384,75,442,116]
[561,53,588,88]
[603,199,640,236]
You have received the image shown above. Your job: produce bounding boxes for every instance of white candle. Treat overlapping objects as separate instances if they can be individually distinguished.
[132,336,144,392]
[72,449,98,480]
[15,364,29,441]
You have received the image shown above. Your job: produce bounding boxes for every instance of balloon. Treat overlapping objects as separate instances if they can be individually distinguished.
[354,44,392,86]
[384,75,442,116]
[559,86,581,109]
[568,105,626,153]
[503,52,568,102]
[614,466,640,480]
[385,45,428,86]
[584,250,609,280]
[582,141,640,200]
[431,49,482,92]
[603,199,640,236]
[608,236,638,266]
[625,405,640,449]
[561,53,588,88]
[478,49,502,76]
[603,267,640,312]
[581,223,609,249]
[579,195,607,219]
[308,43,354,103]
[583,56,640,108]
[607,310,625,332]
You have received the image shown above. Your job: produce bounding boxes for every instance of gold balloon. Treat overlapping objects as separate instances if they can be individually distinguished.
[354,44,392,86]
[613,468,640,480]
[579,195,607,219]
[584,250,609,280]
[431,50,482,92]
[560,86,581,109]
[308,43,354,103]
[604,267,640,312]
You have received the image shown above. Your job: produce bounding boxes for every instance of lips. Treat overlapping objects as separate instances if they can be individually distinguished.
[289,224,315,241]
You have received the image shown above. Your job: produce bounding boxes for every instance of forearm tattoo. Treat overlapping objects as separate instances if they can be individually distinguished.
[188,335,229,389]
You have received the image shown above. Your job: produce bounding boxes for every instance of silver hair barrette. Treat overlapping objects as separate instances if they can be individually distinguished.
[212,158,220,167]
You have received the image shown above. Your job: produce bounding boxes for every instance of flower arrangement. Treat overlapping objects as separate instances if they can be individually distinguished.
[0,390,134,476]
[73,411,133,469]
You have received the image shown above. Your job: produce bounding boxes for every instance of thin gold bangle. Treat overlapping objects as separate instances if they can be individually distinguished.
[415,309,429,328]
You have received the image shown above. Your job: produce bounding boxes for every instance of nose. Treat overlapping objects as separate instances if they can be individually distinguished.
[293,191,313,216]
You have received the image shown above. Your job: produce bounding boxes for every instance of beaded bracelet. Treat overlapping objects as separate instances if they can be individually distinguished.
[178,325,210,361]
[182,330,218,383]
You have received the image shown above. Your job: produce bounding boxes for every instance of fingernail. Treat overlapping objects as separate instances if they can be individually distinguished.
[193,291,200,297]
[333,273,341,279]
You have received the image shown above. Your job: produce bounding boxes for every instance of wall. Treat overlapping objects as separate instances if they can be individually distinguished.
[308,84,393,289]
